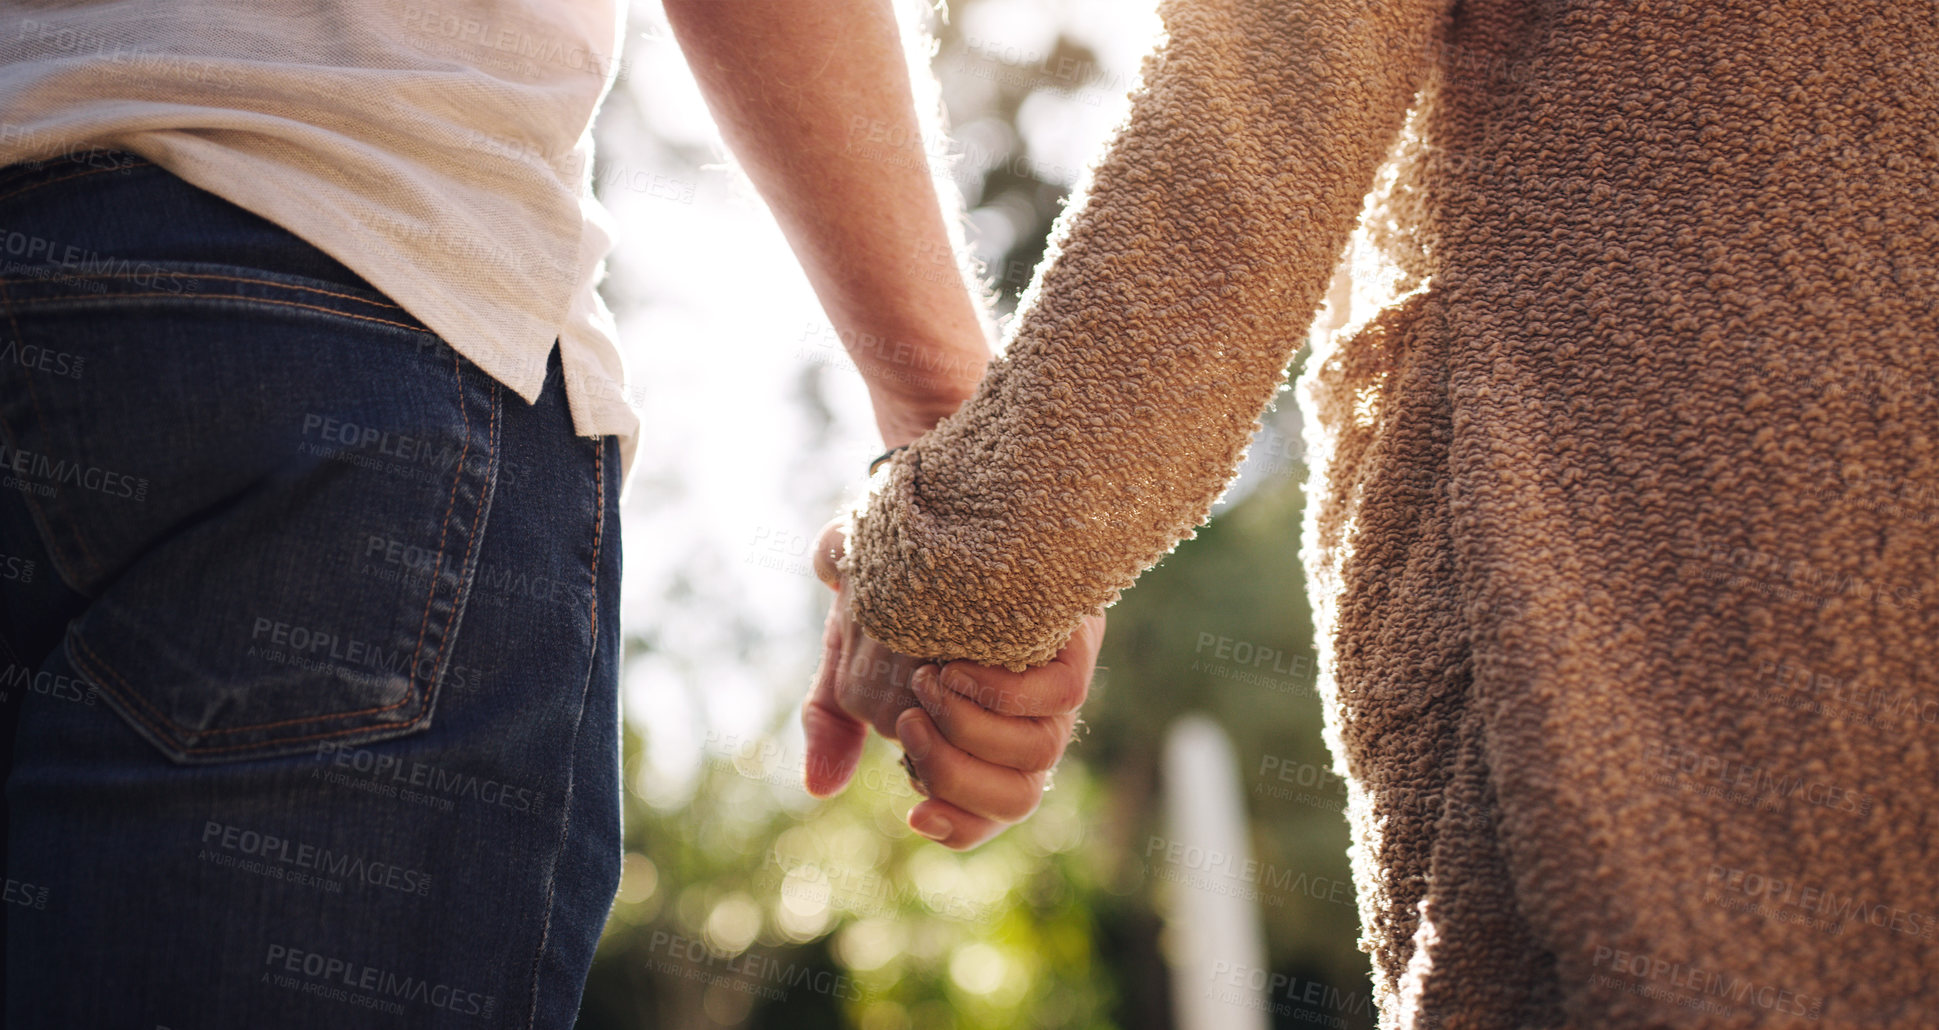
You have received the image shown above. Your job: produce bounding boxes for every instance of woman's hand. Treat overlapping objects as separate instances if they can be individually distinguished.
[804,518,1105,850]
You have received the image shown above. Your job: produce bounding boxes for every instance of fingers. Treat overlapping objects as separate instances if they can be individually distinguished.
[935,612,1105,719]
[896,707,1045,831]
[904,797,1010,851]
[911,664,1073,773]
[835,635,924,740]
[803,572,1104,851]
[801,603,866,798]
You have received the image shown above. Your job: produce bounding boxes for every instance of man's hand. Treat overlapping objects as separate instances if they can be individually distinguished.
[803,519,1105,850]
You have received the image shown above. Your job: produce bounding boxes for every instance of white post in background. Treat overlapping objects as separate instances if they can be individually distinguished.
[1160,713,1270,1030]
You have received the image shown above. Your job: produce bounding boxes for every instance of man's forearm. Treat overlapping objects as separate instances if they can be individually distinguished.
[662,0,992,446]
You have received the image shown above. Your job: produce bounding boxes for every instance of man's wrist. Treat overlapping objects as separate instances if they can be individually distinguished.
[849,338,986,398]
[873,390,974,449]
[864,345,989,447]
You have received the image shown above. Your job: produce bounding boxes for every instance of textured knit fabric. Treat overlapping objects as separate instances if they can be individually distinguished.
[846,0,1939,1025]
[0,0,642,491]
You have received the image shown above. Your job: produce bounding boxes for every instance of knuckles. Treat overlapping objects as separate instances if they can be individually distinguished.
[986,780,1045,824]
[1043,673,1090,717]
[1011,719,1070,773]
[944,663,1087,719]
[920,757,1042,825]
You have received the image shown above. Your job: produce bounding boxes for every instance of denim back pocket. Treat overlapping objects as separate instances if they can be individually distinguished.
[0,253,501,763]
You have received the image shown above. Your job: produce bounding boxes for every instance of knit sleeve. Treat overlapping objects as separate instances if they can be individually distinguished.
[841,0,1449,671]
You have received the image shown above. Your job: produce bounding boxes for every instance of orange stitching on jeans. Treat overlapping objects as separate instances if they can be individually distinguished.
[589,440,604,650]
[402,346,477,725]
[69,641,450,754]
[35,272,411,313]
[525,430,608,1030]
[154,387,495,755]
[427,376,498,718]
[0,293,427,334]
[0,277,426,588]
[0,161,149,207]
[65,355,486,748]
[69,579,431,741]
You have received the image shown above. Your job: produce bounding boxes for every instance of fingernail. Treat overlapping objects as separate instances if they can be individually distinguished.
[911,810,953,842]
[911,665,941,711]
[941,666,980,700]
[898,712,935,760]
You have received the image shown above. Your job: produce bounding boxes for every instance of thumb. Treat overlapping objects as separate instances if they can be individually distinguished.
[802,602,866,797]
[812,518,846,591]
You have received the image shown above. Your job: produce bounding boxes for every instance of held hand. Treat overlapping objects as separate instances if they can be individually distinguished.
[800,518,929,798]
[803,518,1105,850]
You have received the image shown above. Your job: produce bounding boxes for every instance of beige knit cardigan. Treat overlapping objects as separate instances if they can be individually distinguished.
[843,0,1939,1025]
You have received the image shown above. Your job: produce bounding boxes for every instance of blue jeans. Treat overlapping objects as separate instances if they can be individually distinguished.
[0,152,622,1027]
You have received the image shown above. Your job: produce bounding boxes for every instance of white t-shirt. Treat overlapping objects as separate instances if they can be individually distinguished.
[0,0,642,493]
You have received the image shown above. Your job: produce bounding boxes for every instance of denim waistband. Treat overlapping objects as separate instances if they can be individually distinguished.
[0,148,386,299]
